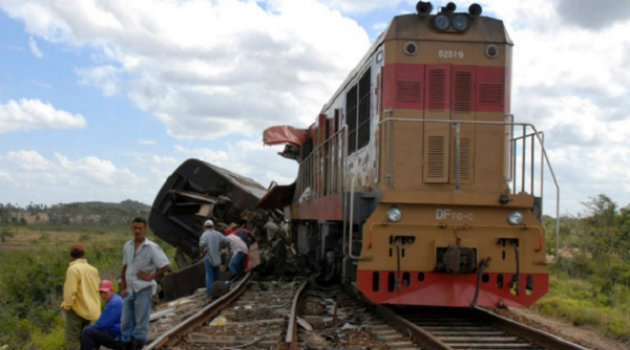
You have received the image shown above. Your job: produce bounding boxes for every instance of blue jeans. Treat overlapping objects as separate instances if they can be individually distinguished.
[229,252,246,279]
[121,287,152,343]
[204,258,221,297]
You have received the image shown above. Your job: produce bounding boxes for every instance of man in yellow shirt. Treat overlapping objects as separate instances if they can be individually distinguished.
[60,243,101,350]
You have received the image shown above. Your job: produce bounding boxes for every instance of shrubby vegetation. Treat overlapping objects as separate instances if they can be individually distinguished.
[0,239,127,349]
[0,200,152,349]
[538,195,630,341]
[0,200,150,226]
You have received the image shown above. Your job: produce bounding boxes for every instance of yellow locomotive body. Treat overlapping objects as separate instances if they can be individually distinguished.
[262,2,556,307]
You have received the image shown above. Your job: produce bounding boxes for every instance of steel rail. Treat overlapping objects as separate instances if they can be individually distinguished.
[473,307,591,350]
[374,305,452,349]
[381,305,590,350]
[281,278,311,350]
[144,271,253,350]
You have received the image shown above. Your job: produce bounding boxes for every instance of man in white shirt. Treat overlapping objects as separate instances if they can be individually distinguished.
[120,217,170,350]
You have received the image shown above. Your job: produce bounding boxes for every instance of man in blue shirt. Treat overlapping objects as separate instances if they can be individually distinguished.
[80,279,123,350]
[199,219,228,298]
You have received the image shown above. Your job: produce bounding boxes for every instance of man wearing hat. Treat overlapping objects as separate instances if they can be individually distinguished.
[198,219,228,298]
[60,243,101,350]
[80,279,123,350]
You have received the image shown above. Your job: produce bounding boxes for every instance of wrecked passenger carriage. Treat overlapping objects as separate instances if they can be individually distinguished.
[148,159,269,300]
[260,2,560,307]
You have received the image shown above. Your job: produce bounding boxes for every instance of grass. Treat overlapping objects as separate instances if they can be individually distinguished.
[0,225,173,349]
[533,268,630,341]
[30,315,65,350]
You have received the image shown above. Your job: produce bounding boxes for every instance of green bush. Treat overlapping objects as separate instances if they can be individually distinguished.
[0,313,30,348]
[0,227,15,242]
[30,313,65,350]
[0,239,128,349]
[537,196,630,343]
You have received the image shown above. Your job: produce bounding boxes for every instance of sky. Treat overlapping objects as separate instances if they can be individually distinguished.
[0,0,628,216]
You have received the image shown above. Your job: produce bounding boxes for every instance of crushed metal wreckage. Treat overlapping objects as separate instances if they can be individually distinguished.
[148,159,297,301]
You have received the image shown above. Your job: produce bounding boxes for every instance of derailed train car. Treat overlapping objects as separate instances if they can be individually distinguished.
[259,2,559,307]
[148,159,268,299]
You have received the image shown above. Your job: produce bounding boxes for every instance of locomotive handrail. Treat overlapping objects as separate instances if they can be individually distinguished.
[379,116,560,263]
[347,174,361,260]
[294,125,347,202]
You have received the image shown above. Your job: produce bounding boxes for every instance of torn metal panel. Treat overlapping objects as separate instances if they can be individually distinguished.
[263,125,309,147]
[257,182,296,209]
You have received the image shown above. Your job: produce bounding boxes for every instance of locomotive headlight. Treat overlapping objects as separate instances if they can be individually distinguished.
[387,206,402,222]
[433,13,450,31]
[507,210,524,225]
[452,14,470,32]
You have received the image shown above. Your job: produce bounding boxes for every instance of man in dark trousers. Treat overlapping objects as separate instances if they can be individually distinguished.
[80,279,123,350]
[60,243,101,350]
[120,217,170,350]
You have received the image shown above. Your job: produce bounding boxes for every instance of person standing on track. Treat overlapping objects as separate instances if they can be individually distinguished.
[199,219,228,299]
[120,217,170,350]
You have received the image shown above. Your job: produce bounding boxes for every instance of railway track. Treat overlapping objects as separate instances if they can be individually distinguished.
[295,284,420,349]
[378,305,591,350]
[146,272,307,349]
[146,275,590,350]
[146,275,421,349]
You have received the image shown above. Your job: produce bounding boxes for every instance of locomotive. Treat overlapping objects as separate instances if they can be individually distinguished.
[259,2,559,307]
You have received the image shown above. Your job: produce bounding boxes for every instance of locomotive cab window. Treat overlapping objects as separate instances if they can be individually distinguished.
[346,68,371,155]
[357,68,371,150]
[346,85,358,153]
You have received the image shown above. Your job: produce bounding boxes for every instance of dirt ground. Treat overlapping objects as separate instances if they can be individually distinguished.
[490,306,629,350]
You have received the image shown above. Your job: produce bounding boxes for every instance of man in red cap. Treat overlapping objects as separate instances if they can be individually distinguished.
[80,279,123,350]
[60,243,101,350]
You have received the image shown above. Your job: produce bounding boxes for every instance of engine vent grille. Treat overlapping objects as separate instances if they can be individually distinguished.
[396,81,421,102]
[454,71,473,112]
[452,136,473,182]
[428,69,447,109]
[479,83,504,107]
[425,135,447,182]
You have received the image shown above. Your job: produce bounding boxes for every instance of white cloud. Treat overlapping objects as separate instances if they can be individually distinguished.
[0,0,370,139]
[130,154,179,183]
[76,65,122,96]
[0,98,87,133]
[0,150,148,204]
[54,153,118,184]
[319,0,403,13]
[28,35,43,57]
[0,169,10,182]
[5,150,49,170]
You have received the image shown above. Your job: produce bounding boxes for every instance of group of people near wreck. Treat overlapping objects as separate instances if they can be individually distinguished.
[61,217,169,350]
[199,215,289,299]
[61,215,287,350]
